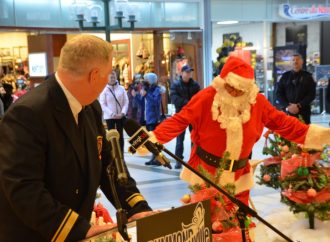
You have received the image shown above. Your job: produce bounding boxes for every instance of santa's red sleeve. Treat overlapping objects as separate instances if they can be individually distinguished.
[260,94,330,149]
[153,88,210,143]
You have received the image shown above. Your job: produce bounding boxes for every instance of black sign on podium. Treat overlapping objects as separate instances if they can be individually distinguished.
[80,200,212,242]
[136,200,212,242]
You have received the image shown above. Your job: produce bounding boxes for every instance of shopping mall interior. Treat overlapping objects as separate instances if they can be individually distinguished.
[1,0,330,241]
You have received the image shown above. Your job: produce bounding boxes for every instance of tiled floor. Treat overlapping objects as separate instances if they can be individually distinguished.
[97,114,330,241]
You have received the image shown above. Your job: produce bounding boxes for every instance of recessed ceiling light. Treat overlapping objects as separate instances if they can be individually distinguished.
[216,20,239,25]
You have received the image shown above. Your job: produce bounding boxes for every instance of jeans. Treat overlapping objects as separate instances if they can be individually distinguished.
[106,118,125,154]
[175,125,192,159]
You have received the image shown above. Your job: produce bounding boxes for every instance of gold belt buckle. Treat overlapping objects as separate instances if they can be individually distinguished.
[229,159,235,172]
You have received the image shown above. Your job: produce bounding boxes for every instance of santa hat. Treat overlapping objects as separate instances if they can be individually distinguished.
[220,56,255,92]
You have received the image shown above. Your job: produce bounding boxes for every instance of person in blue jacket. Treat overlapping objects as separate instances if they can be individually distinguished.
[142,72,163,166]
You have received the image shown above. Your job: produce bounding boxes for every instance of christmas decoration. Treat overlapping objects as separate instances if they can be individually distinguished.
[256,130,297,189]
[280,147,330,229]
[256,130,318,189]
[180,153,255,241]
[212,34,254,77]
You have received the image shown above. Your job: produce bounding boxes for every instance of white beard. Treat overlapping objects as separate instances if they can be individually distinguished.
[211,77,258,160]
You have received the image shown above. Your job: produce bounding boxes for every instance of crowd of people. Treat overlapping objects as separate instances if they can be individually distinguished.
[0,73,30,119]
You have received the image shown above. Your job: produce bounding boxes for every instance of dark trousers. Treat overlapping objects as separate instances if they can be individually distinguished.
[146,123,158,132]
[106,118,125,153]
[146,123,158,162]
[175,125,193,159]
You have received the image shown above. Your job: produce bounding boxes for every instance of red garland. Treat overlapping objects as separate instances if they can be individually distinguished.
[282,187,330,204]
[262,156,282,166]
[280,153,320,178]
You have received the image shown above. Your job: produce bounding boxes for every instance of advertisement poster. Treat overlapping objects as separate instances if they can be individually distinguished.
[272,45,306,106]
[315,65,330,87]
[273,45,306,84]
[28,52,48,77]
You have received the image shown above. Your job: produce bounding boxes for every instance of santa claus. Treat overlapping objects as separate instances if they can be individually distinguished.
[151,56,330,205]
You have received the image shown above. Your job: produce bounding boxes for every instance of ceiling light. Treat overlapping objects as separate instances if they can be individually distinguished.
[216,20,239,25]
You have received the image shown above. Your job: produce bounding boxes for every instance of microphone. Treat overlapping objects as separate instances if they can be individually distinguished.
[106,129,128,185]
[124,119,172,169]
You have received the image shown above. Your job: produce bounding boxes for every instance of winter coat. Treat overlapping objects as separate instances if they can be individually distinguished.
[170,77,200,112]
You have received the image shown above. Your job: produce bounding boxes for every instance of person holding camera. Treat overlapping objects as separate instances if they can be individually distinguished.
[142,72,163,166]
[127,73,145,125]
[99,71,129,153]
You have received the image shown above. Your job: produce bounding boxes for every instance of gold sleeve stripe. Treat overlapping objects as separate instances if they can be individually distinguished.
[51,210,71,242]
[127,194,145,207]
[51,209,79,242]
[126,193,140,202]
[55,212,78,242]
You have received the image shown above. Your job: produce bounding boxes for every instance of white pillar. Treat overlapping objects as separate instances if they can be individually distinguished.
[202,0,212,87]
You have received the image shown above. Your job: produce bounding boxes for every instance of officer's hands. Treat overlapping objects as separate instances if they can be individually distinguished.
[85,223,117,238]
[128,210,162,222]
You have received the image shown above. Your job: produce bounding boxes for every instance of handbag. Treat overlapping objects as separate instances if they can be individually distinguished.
[108,87,126,119]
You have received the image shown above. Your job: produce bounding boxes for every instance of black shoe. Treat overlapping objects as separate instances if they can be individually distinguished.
[175,163,182,169]
[145,159,161,166]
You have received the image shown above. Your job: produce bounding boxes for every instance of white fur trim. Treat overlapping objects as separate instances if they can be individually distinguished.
[211,76,224,92]
[304,124,330,150]
[180,166,254,194]
[225,72,254,92]
[225,119,243,160]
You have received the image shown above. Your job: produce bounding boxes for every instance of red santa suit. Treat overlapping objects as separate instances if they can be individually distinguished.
[152,56,330,205]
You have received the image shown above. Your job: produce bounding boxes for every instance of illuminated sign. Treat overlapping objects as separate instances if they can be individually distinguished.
[279,4,330,20]
[28,52,48,77]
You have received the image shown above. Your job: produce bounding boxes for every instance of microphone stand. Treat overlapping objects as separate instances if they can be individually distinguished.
[153,143,295,242]
[107,165,130,241]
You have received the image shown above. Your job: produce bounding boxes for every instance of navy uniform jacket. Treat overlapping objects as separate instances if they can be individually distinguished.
[0,75,151,242]
[275,70,316,124]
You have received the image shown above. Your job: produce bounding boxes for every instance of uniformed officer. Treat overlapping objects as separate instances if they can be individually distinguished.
[275,53,316,124]
[0,35,154,242]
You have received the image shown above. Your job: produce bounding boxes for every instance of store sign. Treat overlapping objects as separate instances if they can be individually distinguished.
[279,4,330,20]
[28,53,48,77]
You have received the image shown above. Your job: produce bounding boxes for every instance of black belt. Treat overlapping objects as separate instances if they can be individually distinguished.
[196,146,248,172]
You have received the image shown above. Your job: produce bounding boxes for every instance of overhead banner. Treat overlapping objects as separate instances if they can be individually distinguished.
[279,4,330,20]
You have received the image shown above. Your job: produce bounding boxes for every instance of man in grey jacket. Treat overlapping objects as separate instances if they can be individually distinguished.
[170,65,200,168]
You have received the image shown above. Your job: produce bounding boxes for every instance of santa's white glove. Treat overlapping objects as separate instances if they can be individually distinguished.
[304,124,330,150]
